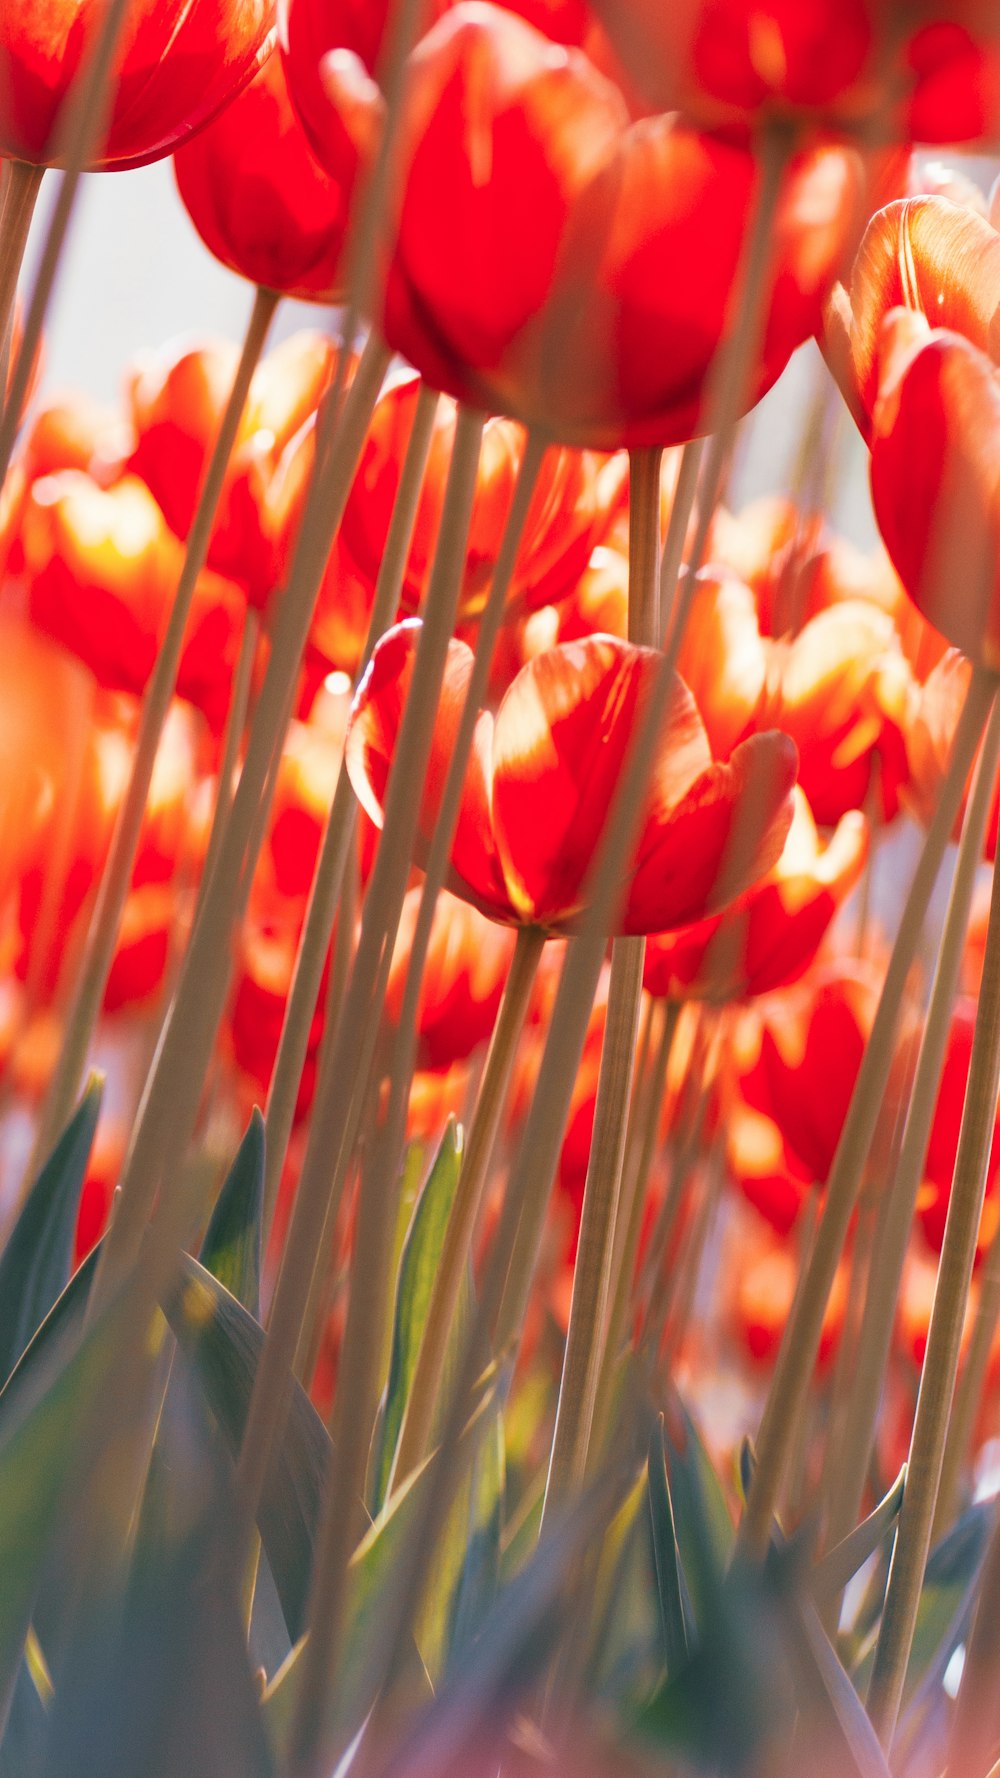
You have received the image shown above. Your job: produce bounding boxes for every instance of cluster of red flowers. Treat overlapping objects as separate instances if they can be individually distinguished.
[2,0,1000,1531]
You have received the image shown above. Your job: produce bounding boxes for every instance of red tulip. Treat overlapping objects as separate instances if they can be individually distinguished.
[346,622,797,935]
[916,998,1000,1263]
[584,0,1000,143]
[378,5,865,448]
[870,308,1000,670]
[0,0,275,170]
[385,887,515,1072]
[643,788,868,1005]
[174,48,349,302]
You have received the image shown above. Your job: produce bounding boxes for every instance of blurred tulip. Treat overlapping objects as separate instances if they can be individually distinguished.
[585,0,1000,143]
[644,789,868,1004]
[347,623,797,935]
[21,469,245,727]
[0,0,275,170]
[385,887,515,1071]
[915,998,1000,1262]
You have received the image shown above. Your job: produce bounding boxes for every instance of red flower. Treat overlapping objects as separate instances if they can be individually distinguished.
[174,48,349,302]
[346,622,797,935]
[870,308,1000,670]
[584,0,1000,143]
[643,788,867,1004]
[916,998,1000,1263]
[378,5,865,448]
[21,469,245,729]
[0,0,275,170]
[385,887,515,1072]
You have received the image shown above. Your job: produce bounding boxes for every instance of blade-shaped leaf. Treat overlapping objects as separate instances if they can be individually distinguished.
[0,1076,101,1389]
[783,1593,891,1778]
[647,1418,690,1676]
[199,1109,265,1317]
[447,1400,505,1669]
[812,1467,906,1608]
[0,1656,47,1778]
[163,1255,331,1644]
[41,1385,275,1778]
[373,1120,462,1510]
[852,1500,991,1704]
[661,1392,734,1627]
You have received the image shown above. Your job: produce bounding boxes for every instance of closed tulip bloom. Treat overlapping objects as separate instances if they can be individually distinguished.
[0,0,275,170]
[174,49,349,301]
[346,623,797,935]
[379,5,865,448]
[870,307,1000,670]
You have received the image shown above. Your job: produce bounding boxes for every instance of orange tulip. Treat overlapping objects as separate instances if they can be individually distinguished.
[347,623,797,935]
[21,469,245,728]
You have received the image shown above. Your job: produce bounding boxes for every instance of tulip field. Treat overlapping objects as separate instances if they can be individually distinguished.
[5,3,1000,1774]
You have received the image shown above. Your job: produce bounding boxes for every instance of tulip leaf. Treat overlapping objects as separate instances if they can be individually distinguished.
[0,1075,101,1391]
[661,1392,734,1628]
[199,1109,265,1317]
[163,1255,331,1644]
[0,1285,133,1730]
[447,1398,505,1669]
[852,1500,991,1702]
[41,1400,274,1778]
[0,1246,100,1427]
[0,1654,47,1778]
[264,1457,438,1761]
[647,1417,691,1676]
[811,1466,906,1608]
[785,1594,891,1778]
[373,1118,463,1510]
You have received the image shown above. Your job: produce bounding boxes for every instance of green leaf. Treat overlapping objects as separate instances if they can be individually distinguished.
[811,1467,906,1608]
[0,1247,99,1427]
[163,1256,331,1645]
[0,1076,101,1389]
[199,1109,265,1317]
[661,1392,734,1627]
[647,1418,690,1676]
[852,1500,991,1702]
[41,1392,275,1778]
[785,1594,891,1778]
[447,1399,505,1668]
[0,1285,135,1729]
[373,1119,463,1510]
[0,1655,47,1778]
[264,1459,437,1761]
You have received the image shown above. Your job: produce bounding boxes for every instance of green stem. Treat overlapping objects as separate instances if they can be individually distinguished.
[33,285,279,1166]
[868,735,1000,1747]
[262,382,441,1229]
[391,923,545,1486]
[740,666,997,1559]
[824,686,1000,1562]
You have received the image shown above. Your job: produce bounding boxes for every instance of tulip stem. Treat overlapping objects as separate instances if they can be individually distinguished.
[32,283,279,1170]
[868,721,1000,1746]
[94,329,390,1304]
[739,665,997,1560]
[823,685,1000,1566]
[201,607,260,890]
[0,161,43,392]
[274,406,488,1777]
[390,922,545,1488]
[540,445,661,1523]
[948,1496,1000,1778]
[262,382,442,1232]
[0,0,133,488]
[936,1201,1000,1540]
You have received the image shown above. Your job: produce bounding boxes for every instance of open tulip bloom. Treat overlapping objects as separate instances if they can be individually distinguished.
[347,622,798,936]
